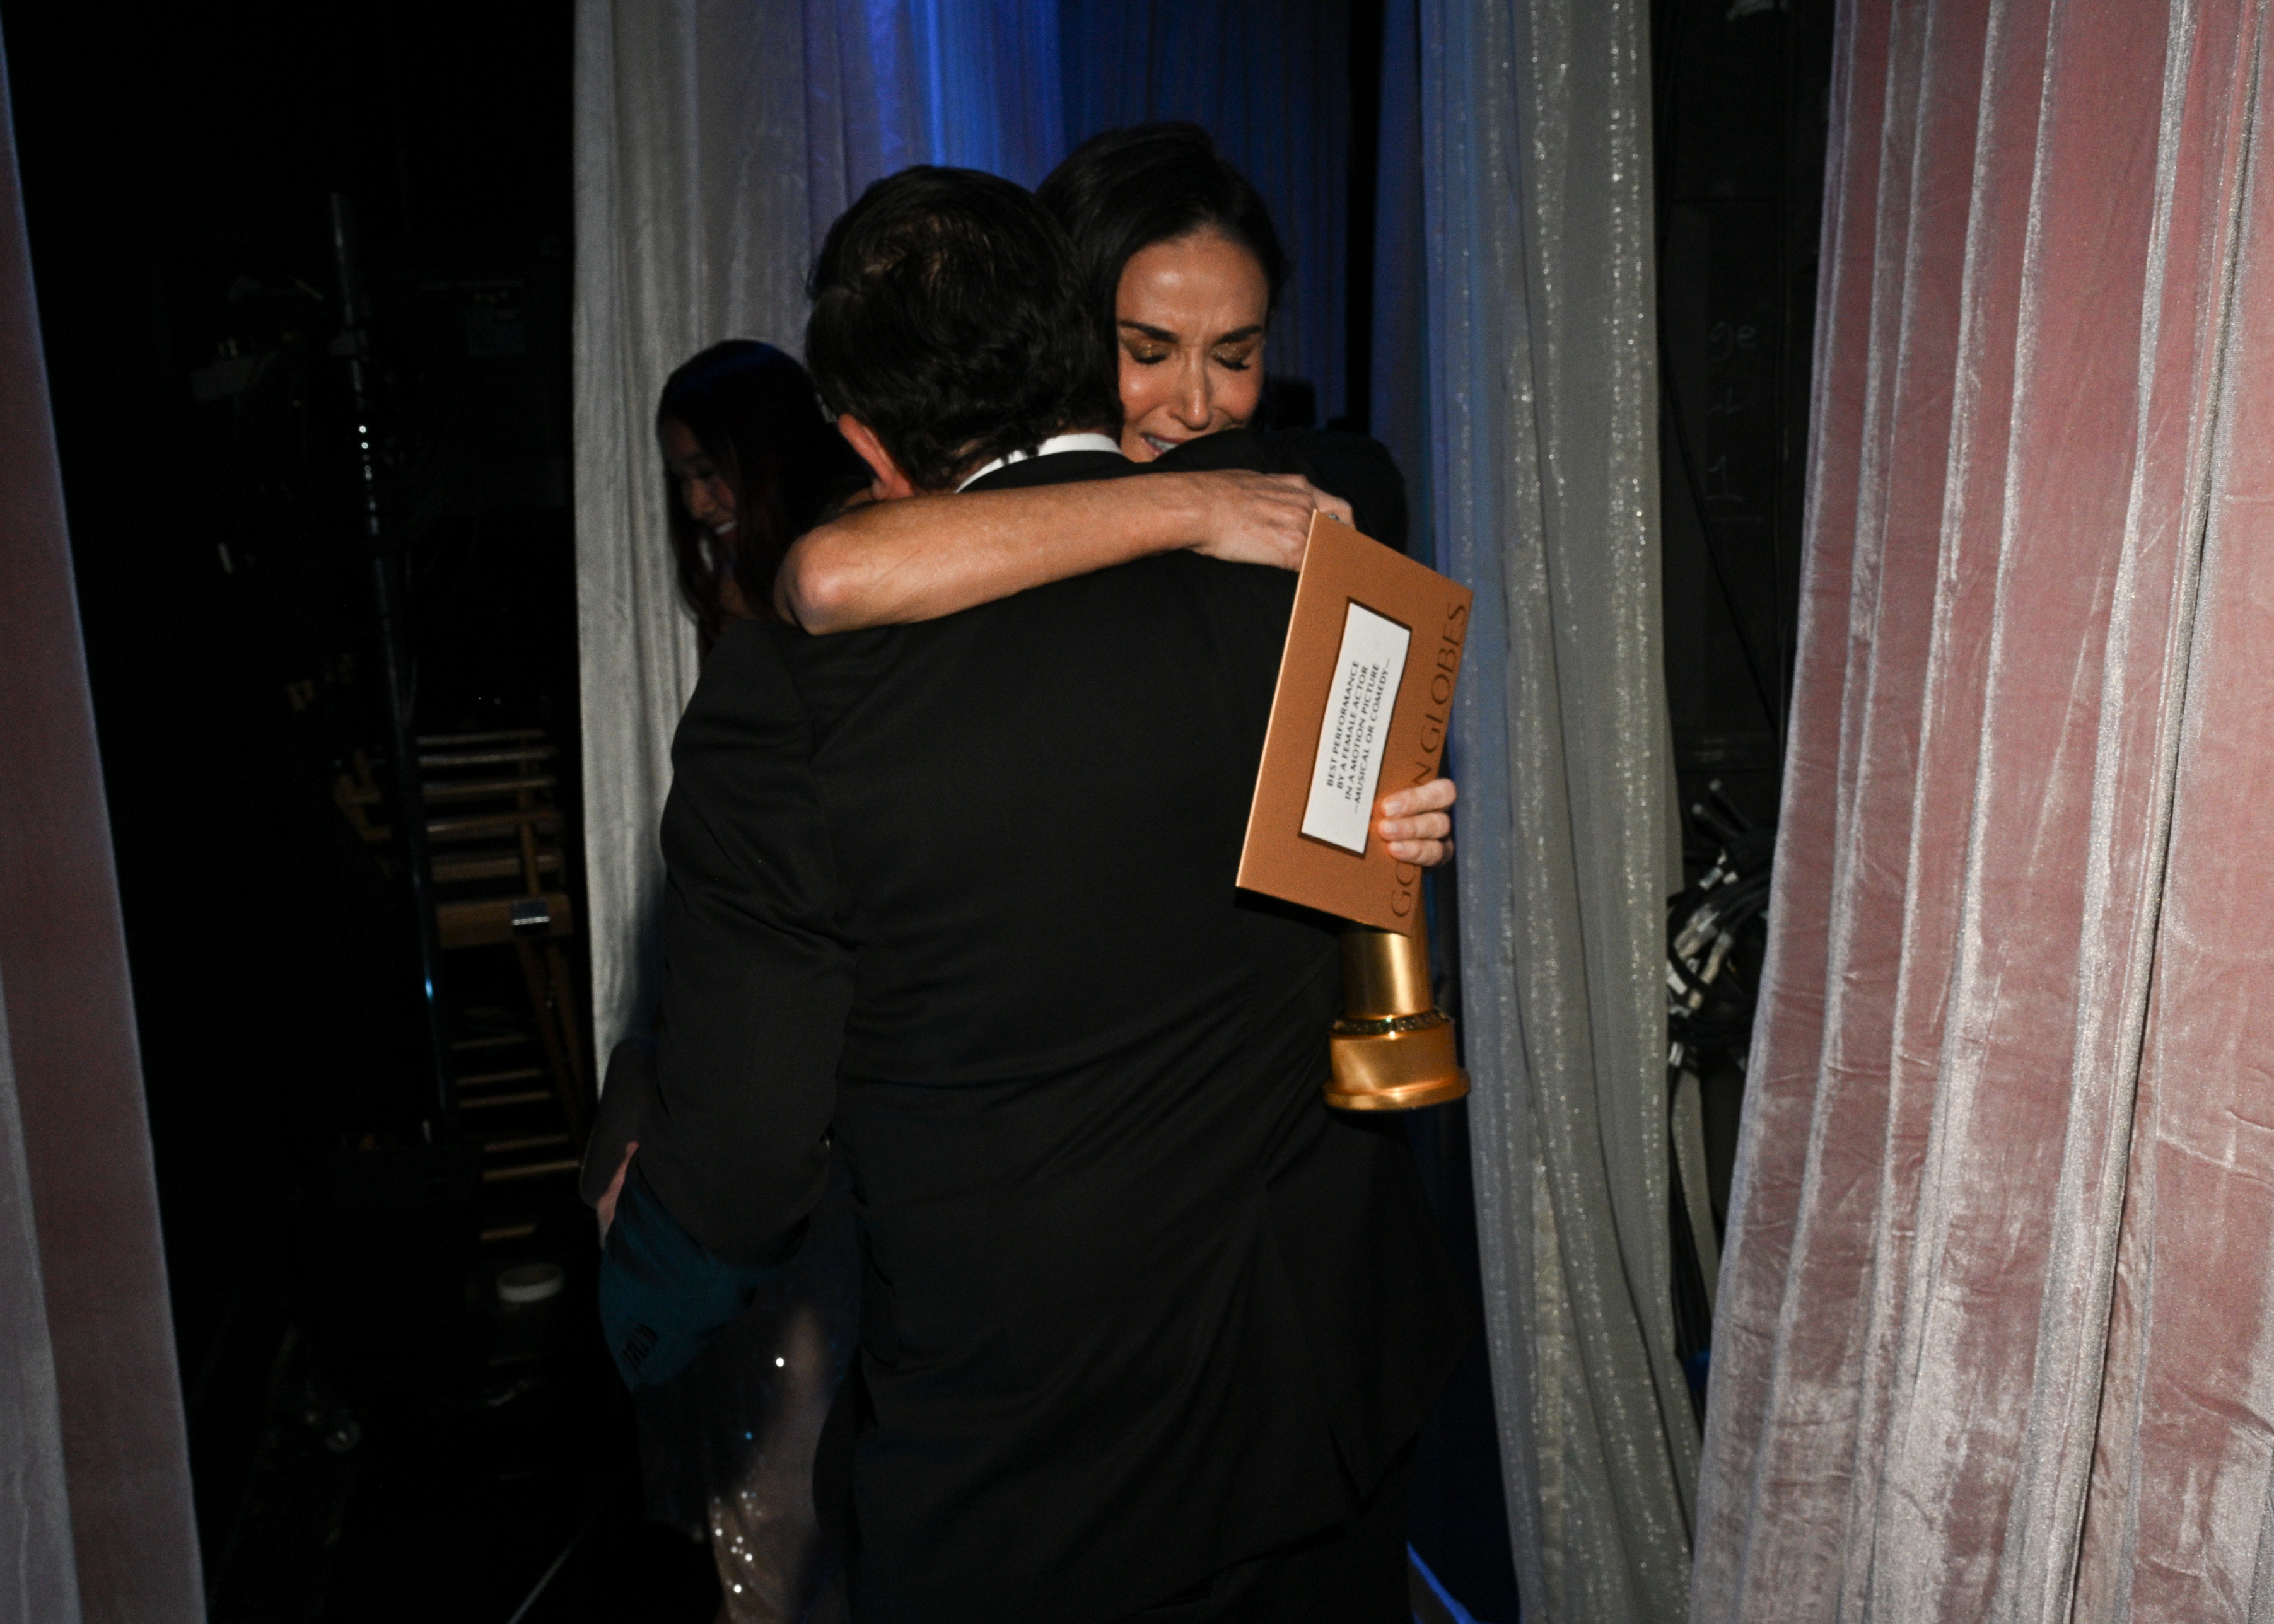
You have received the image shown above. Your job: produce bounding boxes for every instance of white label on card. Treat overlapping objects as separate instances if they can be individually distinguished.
[1300,601,1411,854]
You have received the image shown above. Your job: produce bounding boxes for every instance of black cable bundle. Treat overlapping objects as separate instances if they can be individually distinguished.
[1668,790,1775,1074]
[1666,782,1775,1420]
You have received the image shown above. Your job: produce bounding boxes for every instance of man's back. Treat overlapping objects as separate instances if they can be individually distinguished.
[643,455,1461,1622]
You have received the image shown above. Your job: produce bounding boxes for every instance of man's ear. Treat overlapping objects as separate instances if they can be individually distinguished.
[836,415,919,501]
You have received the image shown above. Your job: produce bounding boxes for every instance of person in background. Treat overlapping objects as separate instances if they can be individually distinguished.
[583,339,867,1623]
[655,340,868,654]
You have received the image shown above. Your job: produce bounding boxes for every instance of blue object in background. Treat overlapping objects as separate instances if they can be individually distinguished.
[1410,1543,1499,1624]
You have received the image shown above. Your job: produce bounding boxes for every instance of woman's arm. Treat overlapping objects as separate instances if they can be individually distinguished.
[775,470,1348,634]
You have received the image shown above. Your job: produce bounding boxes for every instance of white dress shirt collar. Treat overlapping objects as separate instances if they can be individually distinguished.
[955,432,1125,492]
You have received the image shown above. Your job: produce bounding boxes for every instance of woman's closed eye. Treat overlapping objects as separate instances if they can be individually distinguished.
[1121,337,1259,373]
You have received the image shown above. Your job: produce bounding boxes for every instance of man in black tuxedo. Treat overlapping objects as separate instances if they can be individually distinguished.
[601,166,1463,1623]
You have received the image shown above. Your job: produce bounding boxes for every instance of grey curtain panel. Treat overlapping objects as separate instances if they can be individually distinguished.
[1420,1,1697,1619]
[0,30,204,1624]
[1691,1,2274,1618]
[571,0,1066,1062]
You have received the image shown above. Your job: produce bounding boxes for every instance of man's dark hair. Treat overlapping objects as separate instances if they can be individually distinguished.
[806,166,1119,492]
[1037,124,1290,350]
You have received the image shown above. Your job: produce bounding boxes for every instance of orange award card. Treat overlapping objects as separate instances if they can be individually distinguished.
[1237,513,1474,934]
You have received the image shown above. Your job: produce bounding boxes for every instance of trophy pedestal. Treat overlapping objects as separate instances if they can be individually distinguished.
[1324,925,1468,1111]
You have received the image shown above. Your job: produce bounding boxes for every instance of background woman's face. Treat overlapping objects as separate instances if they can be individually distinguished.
[661,417,757,620]
[1113,229,1269,461]
[661,418,737,540]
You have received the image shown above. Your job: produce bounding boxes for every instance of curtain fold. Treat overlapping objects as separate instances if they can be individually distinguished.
[1693,1,2274,1618]
[1420,0,1696,1618]
[573,0,1064,1062]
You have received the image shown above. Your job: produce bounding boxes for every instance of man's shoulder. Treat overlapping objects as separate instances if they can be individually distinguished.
[677,616,927,767]
[755,550,1293,763]
[737,613,908,738]
[781,546,1288,658]
[963,540,1298,634]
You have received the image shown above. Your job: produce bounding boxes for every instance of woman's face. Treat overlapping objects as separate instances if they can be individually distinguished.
[1114,229,1269,461]
[662,417,754,619]
[662,418,737,542]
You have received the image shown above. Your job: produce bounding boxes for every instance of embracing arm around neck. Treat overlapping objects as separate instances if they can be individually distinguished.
[771,468,1456,867]
[773,469,1347,635]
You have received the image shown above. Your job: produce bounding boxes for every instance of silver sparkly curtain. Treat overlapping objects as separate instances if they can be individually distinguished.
[1421,0,1698,1618]
[573,0,1065,1062]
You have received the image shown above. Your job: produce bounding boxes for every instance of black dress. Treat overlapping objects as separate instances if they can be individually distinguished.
[597,1036,858,1623]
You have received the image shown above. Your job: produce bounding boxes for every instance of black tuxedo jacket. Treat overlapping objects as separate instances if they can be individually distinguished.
[638,449,1464,1623]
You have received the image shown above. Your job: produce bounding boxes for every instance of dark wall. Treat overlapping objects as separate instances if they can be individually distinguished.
[3,0,578,1589]
[1655,0,1836,830]
[1651,0,1835,1415]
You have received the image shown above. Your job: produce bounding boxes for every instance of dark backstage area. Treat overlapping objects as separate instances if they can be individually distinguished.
[0,1,1837,1621]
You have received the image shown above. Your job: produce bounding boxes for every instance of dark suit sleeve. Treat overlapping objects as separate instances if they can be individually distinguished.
[1149,427,1412,555]
[635,620,856,1268]
[1274,430,1410,556]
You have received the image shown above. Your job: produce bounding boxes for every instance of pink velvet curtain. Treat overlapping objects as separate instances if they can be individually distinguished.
[1691,1,2274,1618]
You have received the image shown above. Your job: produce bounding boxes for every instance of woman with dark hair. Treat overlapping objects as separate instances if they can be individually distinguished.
[654,339,868,650]
[597,342,870,1624]
[776,124,1455,862]
[1037,120,1293,466]
[1042,122,1289,328]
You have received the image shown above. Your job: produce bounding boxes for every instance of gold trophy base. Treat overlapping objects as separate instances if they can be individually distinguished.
[1326,923,1468,1111]
[1325,1009,1470,1110]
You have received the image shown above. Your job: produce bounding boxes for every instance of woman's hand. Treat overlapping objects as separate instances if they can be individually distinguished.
[597,1139,638,1244]
[1375,777,1457,867]
[1186,472,1353,571]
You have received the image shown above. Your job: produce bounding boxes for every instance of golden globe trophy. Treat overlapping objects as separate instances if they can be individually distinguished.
[1233,514,1475,1113]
